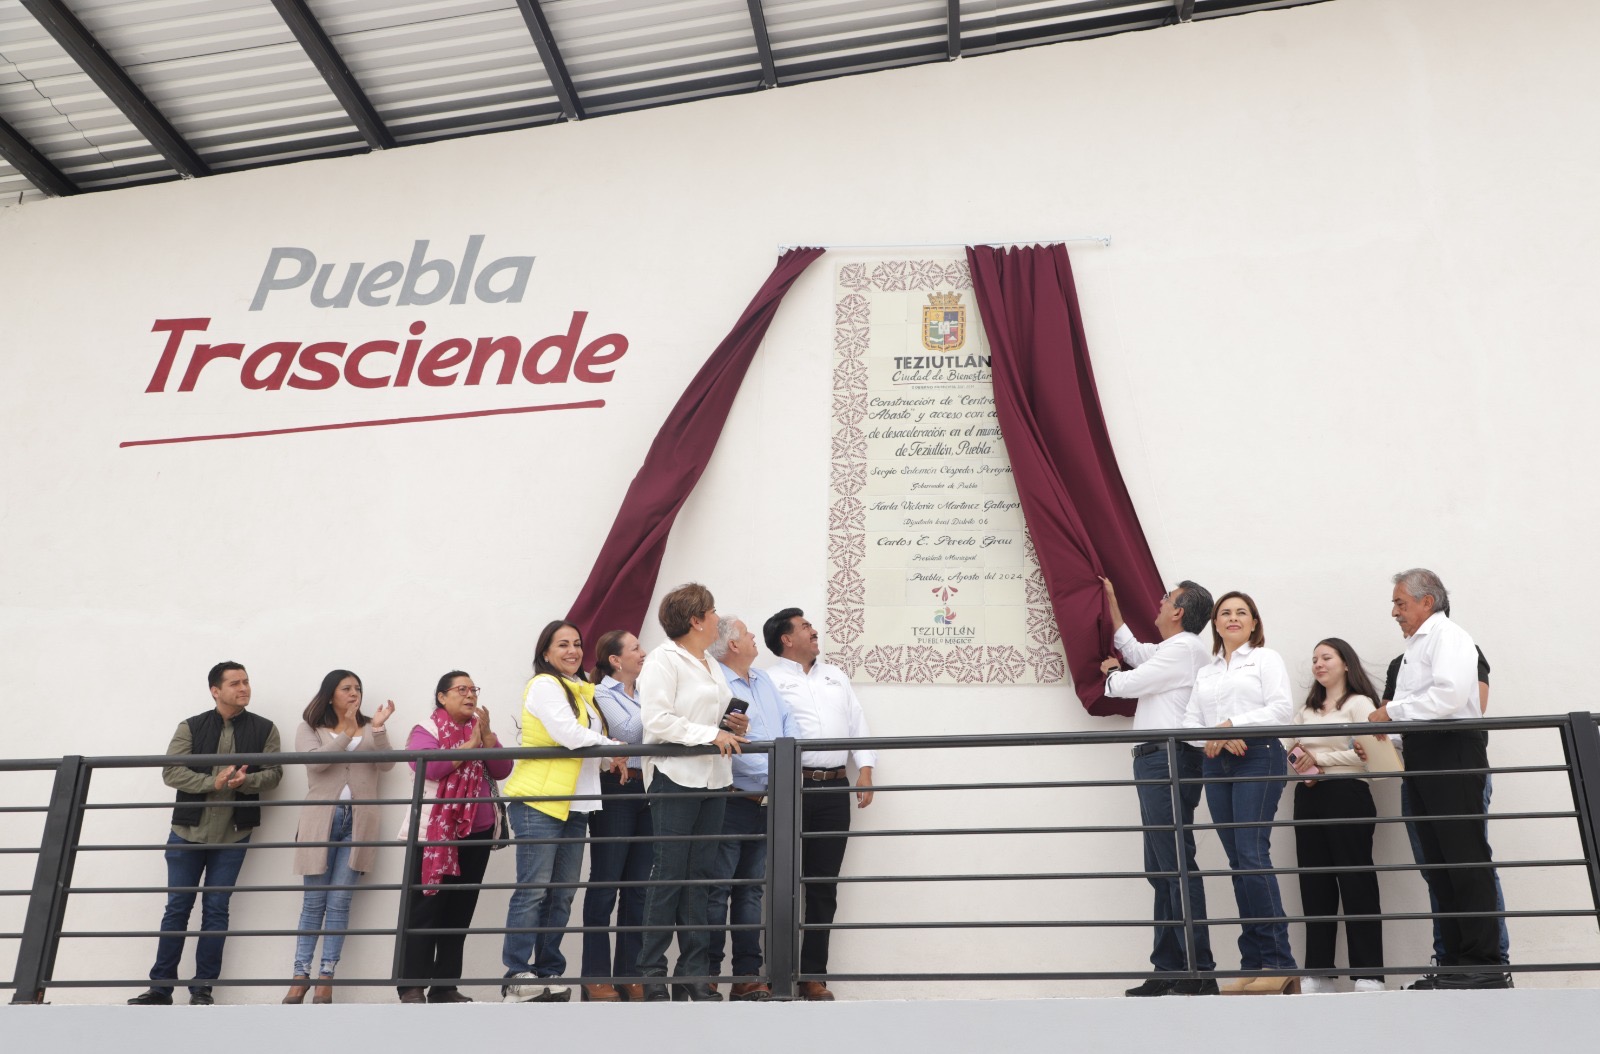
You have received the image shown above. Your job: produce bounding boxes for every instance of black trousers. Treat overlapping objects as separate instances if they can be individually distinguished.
[1293,778,1383,979]
[800,777,852,975]
[398,828,493,992]
[1402,729,1499,967]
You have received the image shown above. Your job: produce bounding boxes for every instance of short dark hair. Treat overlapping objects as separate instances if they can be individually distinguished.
[1209,591,1266,654]
[1172,580,1213,637]
[208,661,246,689]
[303,669,369,729]
[764,607,804,656]
[658,583,715,640]
[434,669,471,708]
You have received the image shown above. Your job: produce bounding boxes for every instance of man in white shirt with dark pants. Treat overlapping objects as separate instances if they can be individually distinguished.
[764,607,875,1001]
[1100,578,1219,996]
[1368,568,1507,989]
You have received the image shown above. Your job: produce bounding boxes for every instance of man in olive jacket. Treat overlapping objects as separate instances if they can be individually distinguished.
[128,661,282,1005]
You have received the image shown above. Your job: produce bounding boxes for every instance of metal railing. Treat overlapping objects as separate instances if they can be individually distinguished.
[4,711,1600,1003]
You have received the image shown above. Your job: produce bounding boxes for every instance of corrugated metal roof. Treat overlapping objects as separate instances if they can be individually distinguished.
[0,0,1334,202]
[307,1,563,145]
[545,0,763,116]
[67,0,367,170]
[0,0,176,194]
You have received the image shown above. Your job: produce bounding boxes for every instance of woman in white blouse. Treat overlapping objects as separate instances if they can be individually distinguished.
[635,583,748,1002]
[1283,638,1386,993]
[1182,590,1298,993]
[500,620,627,1003]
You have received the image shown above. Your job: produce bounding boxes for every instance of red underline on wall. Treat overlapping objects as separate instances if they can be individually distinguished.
[118,399,607,448]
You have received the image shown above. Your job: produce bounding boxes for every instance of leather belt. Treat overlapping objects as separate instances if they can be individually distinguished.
[1131,742,1202,758]
[744,794,769,805]
[804,767,848,781]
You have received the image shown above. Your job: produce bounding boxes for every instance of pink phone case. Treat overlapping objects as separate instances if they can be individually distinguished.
[1289,745,1321,775]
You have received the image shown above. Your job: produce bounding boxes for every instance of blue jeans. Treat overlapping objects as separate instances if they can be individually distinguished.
[707,795,768,978]
[1204,741,1295,971]
[637,772,727,979]
[581,773,654,980]
[292,805,360,977]
[502,802,587,977]
[1134,745,1214,972]
[149,832,251,995]
[1401,773,1511,964]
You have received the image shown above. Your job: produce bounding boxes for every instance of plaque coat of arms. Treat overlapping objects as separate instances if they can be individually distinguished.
[921,291,966,351]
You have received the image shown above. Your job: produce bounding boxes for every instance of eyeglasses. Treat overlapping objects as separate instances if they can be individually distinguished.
[450,685,481,696]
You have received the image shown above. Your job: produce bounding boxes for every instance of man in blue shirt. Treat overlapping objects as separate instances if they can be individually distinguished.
[707,615,797,1001]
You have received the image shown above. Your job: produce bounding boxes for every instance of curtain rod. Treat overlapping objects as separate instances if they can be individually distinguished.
[777,236,1112,250]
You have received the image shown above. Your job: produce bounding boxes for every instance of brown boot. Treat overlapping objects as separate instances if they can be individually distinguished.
[619,984,645,1002]
[581,984,621,1002]
[312,982,334,1004]
[798,981,834,1001]
[398,988,426,1004]
[282,976,310,1004]
[729,982,772,1001]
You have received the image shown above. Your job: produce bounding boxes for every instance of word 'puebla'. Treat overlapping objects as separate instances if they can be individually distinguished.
[143,315,626,393]
[250,237,532,310]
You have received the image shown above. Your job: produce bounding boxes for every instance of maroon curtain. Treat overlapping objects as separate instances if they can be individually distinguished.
[567,248,825,660]
[966,244,1163,716]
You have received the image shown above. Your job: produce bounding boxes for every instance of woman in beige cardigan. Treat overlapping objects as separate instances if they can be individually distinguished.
[285,669,395,1003]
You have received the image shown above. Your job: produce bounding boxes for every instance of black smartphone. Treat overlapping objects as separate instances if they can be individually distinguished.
[724,697,750,717]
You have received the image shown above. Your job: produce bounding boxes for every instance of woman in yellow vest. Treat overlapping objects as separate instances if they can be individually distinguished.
[500,620,628,1003]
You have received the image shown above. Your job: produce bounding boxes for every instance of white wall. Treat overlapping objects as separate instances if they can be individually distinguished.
[2,0,1598,1001]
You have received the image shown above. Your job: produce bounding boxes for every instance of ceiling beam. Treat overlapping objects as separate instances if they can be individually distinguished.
[0,114,76,196]
[1174,0,1197,21]
[268,0,395,151]
[18,0,209,178]
[746,0,779,87]
[947,0,962,60]
[512,0,586,121]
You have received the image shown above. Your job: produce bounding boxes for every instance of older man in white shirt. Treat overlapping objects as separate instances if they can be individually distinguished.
[764,607,875,1001]
[1099,578,1218,996]
[1369,568,1507,989]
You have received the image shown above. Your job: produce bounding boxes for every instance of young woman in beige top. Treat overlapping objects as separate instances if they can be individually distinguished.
[285,669,395,1003]
[1283,639,1386,993]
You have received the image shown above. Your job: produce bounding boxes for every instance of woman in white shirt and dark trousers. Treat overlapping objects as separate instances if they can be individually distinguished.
[635,583,748,1002]
[581,630,653,1001]
[1283,638,1385,993]
[1182,590,1299,994]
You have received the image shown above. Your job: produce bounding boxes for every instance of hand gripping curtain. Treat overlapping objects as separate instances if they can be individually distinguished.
[965,244,1163,716]
[567,248,825,660]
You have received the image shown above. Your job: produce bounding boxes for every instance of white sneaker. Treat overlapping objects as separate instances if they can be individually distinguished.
[1352,979,1385,993]
[502,972,551,1003]
[1300,976,1338,994]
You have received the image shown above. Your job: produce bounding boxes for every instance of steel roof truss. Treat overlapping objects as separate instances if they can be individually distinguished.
[268,0,396,151]
[0,115,77,197]
[512,0,586,121]
[747,0,779,87]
